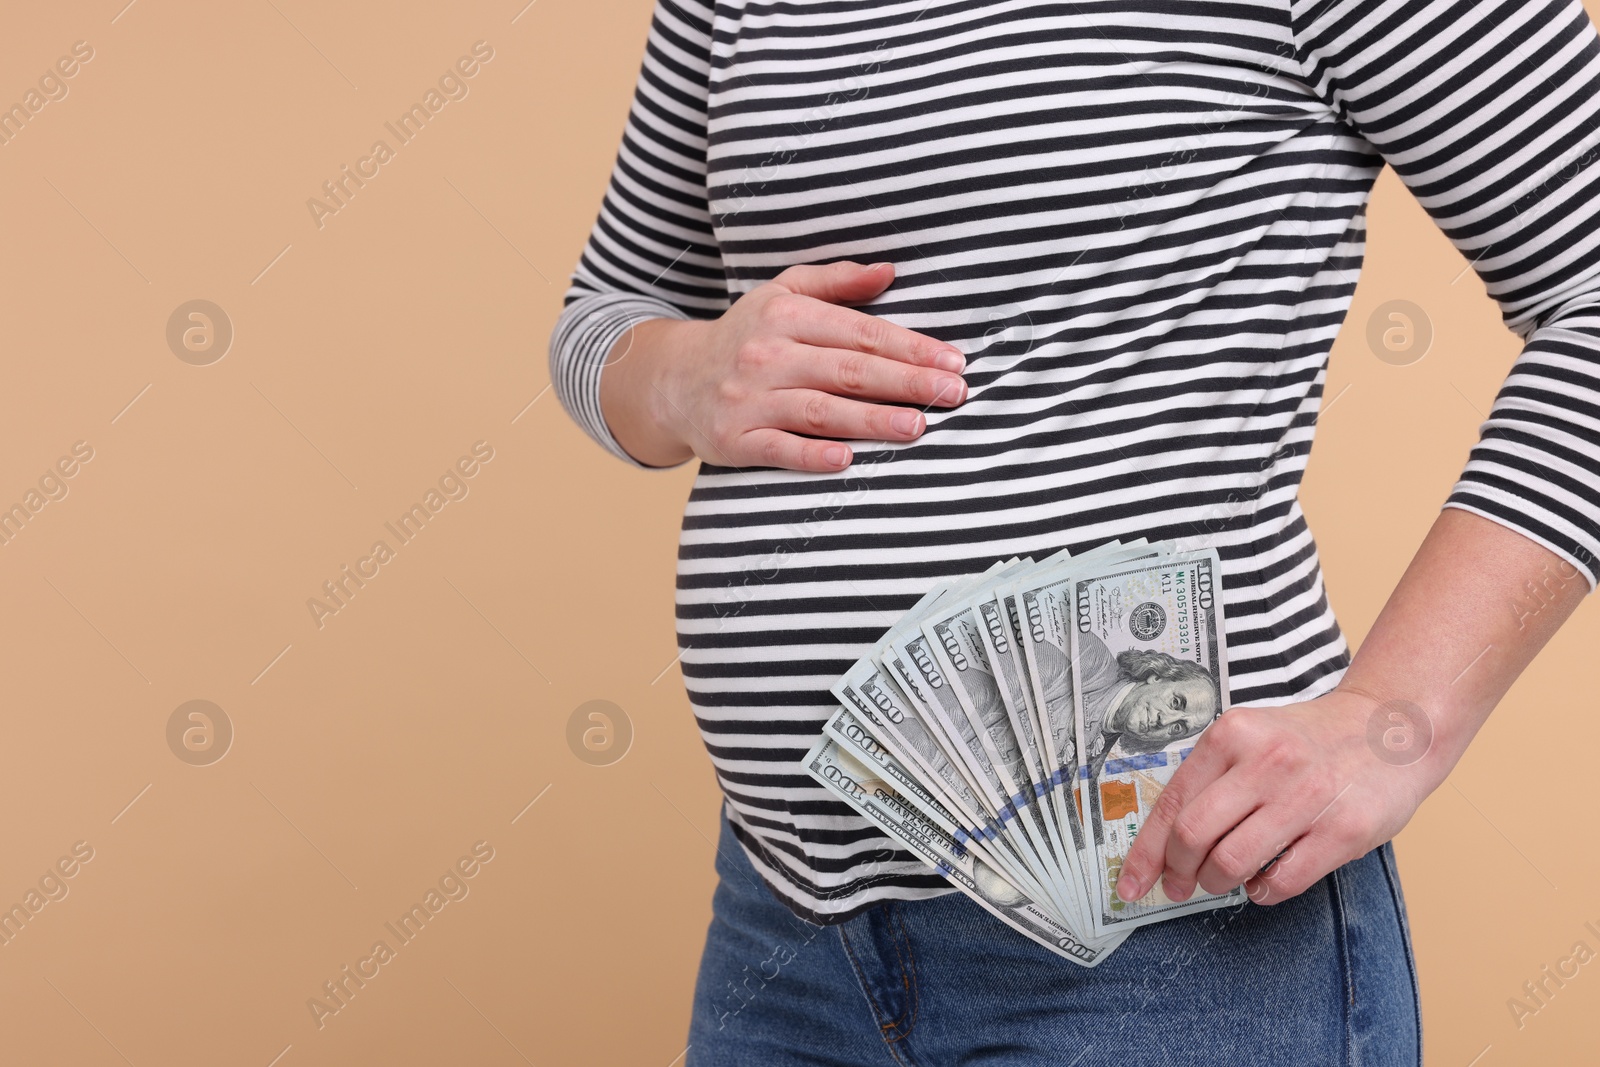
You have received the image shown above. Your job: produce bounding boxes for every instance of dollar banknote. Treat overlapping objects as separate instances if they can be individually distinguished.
[1006,542,1156,864]
[889,622,1079,923]
[831,660,1044,898]
[920,598,1085,930]
[1068,546,1244,936]
[805,734,1115,967]
[822,704,1065,921]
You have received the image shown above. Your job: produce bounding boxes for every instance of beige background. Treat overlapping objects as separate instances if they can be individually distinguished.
[0,1,1594,1064]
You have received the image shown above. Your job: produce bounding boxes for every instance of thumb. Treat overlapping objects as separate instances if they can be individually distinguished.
[772,260,893,305]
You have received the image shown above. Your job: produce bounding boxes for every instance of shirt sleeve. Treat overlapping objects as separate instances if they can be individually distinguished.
[1291,0,1600,589]
[547,0,729,468]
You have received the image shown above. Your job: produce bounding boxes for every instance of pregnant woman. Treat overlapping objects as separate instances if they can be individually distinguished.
[548,1,1600,1062]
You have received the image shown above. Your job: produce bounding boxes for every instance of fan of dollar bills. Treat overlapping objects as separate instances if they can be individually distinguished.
[805,540,1243,967]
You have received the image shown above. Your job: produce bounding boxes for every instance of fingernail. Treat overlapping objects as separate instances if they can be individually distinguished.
[936,377,966,405]
[861,262,888,272]
[890,410,921,436]
[1116,876,1143,903]
[823,445,850,467]
[934,347,965,373]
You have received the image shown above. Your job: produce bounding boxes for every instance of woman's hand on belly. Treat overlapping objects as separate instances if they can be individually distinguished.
[599,261,969,471]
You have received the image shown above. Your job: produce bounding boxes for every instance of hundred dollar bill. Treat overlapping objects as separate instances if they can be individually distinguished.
[970,591,1089,923]
[822,704,1066,923]
[870,558,1033,809]
[870,643,1081,934]
[831,659,1041,896]
[998,543,1146,745]
[1068,546,1244,936]
[889,623,1079,924]
[877,643,988,804]
[838,659,1062,902]
[921,600,1085,930]
[871,560,1082,921]
[1008,543,1159,857]
[805,734,1112,967]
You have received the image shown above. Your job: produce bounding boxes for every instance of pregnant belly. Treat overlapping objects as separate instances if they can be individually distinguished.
[673,454,1346,717]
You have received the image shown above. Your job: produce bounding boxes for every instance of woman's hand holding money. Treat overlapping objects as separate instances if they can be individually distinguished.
[1117,508,1590,907]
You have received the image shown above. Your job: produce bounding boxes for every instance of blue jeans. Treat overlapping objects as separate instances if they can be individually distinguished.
[687,807,1420,1066]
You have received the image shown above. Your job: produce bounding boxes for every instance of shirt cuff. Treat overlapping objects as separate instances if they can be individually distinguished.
[1440,495,1600,596]
[548,291,695,470]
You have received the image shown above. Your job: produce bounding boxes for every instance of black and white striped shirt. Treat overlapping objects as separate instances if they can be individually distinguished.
[550,0,1600,924]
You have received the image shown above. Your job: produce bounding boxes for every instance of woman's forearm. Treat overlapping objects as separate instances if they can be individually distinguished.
[1336,506,1590,799]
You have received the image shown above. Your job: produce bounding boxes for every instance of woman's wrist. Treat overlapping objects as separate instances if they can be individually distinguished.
[599,317,709,468]
[1323,679,1455,807]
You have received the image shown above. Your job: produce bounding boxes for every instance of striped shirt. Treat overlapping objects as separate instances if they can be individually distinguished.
[549,0,1600,924]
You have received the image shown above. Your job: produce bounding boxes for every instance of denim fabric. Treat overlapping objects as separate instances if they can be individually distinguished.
[687,806,1421,1066]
